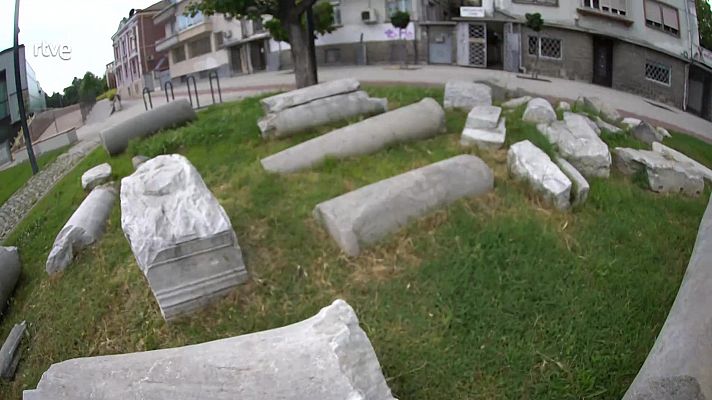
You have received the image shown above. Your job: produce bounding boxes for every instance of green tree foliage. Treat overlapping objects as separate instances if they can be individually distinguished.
[187,0,336,88]
[44,72,109,109]
[696,0,712,50]
[525,13,544,79]
[391,10,410,30]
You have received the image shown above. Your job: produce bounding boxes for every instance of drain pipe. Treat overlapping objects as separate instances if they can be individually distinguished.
[683,0,694,111]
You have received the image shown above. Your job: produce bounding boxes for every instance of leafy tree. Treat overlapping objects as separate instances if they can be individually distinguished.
[696,0,712,50]
[188,0,336,88]
[525,13,544,79]
[391,11,411,68]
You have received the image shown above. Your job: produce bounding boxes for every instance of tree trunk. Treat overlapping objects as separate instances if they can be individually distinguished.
[286,18,318,88]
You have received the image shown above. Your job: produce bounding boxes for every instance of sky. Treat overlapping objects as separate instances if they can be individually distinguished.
[0,0,159,94]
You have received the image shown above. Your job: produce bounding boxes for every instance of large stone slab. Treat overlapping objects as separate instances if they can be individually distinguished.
[652,142,712,183]
[262,98,445,174]
[461,118,506,150]
[538,117,612,178]
[120,154,249,320]
[0,247,21,316]
[622,195,712,400]
[46,186,117,275]
[555,157,590,208]
[507,140,572,210]
[595,116,622,134]
[0,321,25,380]
[314,155,494,256]
[443,81,492,111]
[613,148,704,196]
[260,78,361,114]
[522,98,556,124]
[631,121,664,145]
[100,100,196,155]
[24,299,395,400]
[258,91,388,139]
[501,96,532,109]
[81,163,112,191]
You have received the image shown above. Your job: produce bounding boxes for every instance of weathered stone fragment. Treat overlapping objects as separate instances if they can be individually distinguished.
[24,300,396,400]
[656,126,672,138]
[621,117,642,129]
[583,96,621,121]
[632,121,664,145]
[120,154,248,320]
[0,321,25,380]
[261,98,445,174]
[314,155,493,256]
[260,78,360,114]
[461,118,506,150]
[100,100,196,155]
[131,155,149,169]
[501,96,532,108]
[581,114,601,135]
[46,186,117,275]
[258,91,388,139]
[444,81,492,111]
[595,116,622,134]
[0,247,20,315]
[507,140,572,210]
[652,142,712,183]
[538,118,611,178]
[81,163,112,191]
[522,98,556,124]
[465,105,501,129]
[613,148,704,196]
[557,101,571,111]
[622,196,712,400]
[555,157,589,207]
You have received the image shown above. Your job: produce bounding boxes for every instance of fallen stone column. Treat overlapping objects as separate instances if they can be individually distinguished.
[262,98,446,174]
[314,155,494,256]
[23,299,396,400]
[622,195,712,400]
[508,140,572,210]
[261,78,361,113]
[258,91,388,139]
[121,154,248,321]
[0,321,26,380]
[46,186,117,275]
[100,100,196,155]
[0,247,21,315]
[652,142,712,184]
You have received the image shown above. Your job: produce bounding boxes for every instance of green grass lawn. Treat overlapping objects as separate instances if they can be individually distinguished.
[0,148,69,206]
[1,86,711,399]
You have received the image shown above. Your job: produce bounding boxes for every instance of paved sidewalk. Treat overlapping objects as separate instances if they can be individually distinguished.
[140,65,712,144]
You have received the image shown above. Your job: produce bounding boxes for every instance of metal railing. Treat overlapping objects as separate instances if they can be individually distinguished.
[164,81,175,103]
[208,71,223,105]
[142,87,153,110]
[186,75,200,108]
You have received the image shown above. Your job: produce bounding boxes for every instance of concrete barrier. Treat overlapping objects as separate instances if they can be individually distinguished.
[314,155,494,256]
[261,98,446,174]
[622,195,712,400]
[258,91,387,139]
[24,300,396,400]
[100,100,196,155]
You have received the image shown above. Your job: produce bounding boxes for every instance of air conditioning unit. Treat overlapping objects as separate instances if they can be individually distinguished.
[223,30,233,39]
[361,8,378,24]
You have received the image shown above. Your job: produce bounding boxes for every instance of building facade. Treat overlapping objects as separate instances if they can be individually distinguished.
[111,1,170,98]
[153,0,271,84]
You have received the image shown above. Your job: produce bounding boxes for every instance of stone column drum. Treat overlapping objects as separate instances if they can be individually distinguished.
[23,300,396,400]
[314,155,494,256]
[622,195,712,400]
[100,100,196,155]
[0,247,21,315]
[261,98,446,174]
[120,154,249,321]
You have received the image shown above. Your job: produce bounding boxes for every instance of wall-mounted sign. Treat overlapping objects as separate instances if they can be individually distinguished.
[460,6,485,18]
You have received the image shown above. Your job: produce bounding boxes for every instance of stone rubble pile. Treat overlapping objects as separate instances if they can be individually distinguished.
[460,105,506,149]
[258,79,388,139]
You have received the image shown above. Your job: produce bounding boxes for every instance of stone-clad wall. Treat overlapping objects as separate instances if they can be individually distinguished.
[611,41,686,108]
[521,26,594,83]
[275,40,428,69]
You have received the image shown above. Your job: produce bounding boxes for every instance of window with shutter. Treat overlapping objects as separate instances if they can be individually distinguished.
[582,0,627,16]
[645,0,679,36]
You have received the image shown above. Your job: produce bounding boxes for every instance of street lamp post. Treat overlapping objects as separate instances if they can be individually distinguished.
[13,0,39,174]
